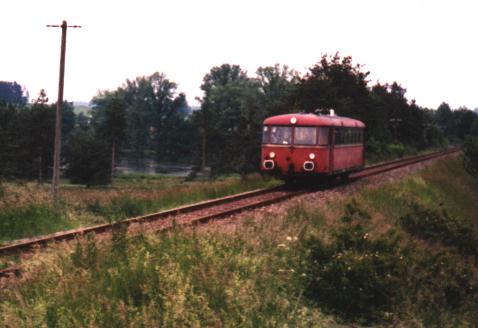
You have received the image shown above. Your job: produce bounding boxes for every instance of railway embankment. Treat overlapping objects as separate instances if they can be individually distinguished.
[1,155,477,327]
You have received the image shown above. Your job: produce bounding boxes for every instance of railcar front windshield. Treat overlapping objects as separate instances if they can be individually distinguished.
[294,127,317,145]
[263,126,292,145]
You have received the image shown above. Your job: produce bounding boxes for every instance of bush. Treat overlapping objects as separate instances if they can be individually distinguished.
[463,136,478,176]
[400,203,478,258]
[366,138,406,162]
[407,250,478,326]
[304,201,406,323]
[303,201,478,326]
[64,130,112,186]
[385,143,405,158]
[365,137,386,161]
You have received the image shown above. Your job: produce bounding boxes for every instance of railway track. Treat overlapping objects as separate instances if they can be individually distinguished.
[0,147,460,280]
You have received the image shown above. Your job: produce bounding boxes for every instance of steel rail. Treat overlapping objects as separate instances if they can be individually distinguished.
[353,147,459,179]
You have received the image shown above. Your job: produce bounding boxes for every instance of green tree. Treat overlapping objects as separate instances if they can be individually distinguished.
[462,136,478,176]
[0,81,28,105]
[0,91,59,180]
[197,64,264,175]
[91,91,127,176]
[297,53,370,116]
[61,101,76,141]
[435,102,454,139]
[76,112,90,131]
[256,64,299,116]
[120,72,184,159]
[453,107,477,140]
[64,130,111,186]
[154,93,195,161]
[470,119,478,137]
[28,90,55,183]
[0,102,27,178]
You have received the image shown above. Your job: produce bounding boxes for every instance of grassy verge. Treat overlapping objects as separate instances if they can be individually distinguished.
[0,174,280,244]
[0,204,70,244]
[1,156,477,327]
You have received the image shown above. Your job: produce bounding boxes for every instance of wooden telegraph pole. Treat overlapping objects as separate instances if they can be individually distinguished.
[47,20,81,201]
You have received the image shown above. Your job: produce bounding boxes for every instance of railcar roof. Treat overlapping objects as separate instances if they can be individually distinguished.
[263,113,365,128]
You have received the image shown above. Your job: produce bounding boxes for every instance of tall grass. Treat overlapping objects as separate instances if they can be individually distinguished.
[0,215,336,327]
[1,157,477,327]
[84,174,280,221]
[0,204,69,244]
[0,175,280,243]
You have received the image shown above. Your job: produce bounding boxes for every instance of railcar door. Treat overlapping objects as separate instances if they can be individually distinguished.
[328,127,335,173]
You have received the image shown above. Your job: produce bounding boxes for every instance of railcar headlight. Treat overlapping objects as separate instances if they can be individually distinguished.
[309,153,316,160]
[290,117,297,124]
[269,152,276,159]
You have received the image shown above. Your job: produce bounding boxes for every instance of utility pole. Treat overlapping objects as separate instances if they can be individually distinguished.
[47,20,81,201]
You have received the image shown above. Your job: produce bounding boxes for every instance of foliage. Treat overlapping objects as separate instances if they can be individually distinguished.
[304,201,406,323]
[400,203,478,257]
[64,130,112,186]
[196,64,262,174]
[303,199,478,326]
[121,72,192,161]
[365,137,408,163]
[298,53,370,116]
[256,64,300,116]
[295,54,452,151]
[0,91,75,180]
[0,81,28,105]
[435,102,478,141]
[91,91,126,146]
[463,136,478,176]
[195,64,298,175]
[2,57,477,181]
[0,203,69,244]
[27,90,55,182]
[90,91,127,178]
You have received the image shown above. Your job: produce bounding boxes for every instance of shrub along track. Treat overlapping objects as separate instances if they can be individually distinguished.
[0,147,460,283]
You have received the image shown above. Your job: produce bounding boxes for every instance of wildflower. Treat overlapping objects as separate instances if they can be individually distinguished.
[286,236,293,241]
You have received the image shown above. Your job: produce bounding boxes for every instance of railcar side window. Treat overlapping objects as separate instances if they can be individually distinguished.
[334,128,364,145]
[318,127,329,145]
[270,126,292,145]
[294,127,317,145]
[335,129,343,145]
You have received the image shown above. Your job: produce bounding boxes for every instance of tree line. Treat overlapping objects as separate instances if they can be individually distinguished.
[1,54,477,185]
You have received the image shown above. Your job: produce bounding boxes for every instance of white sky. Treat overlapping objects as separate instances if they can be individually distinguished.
[1,0,477,109]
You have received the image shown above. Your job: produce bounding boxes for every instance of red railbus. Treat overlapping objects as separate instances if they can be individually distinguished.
[261,112,365,179]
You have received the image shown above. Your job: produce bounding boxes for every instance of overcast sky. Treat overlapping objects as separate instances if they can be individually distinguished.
[1,0,477,109]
